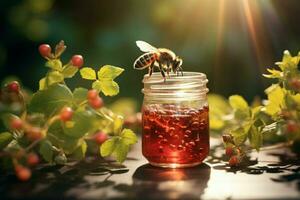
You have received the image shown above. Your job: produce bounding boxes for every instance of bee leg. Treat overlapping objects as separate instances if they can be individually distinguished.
[166,67,170,77]
[149,62,154,77]
[166,62,170,77]
[159,63,166,82]
[179,66,183,76]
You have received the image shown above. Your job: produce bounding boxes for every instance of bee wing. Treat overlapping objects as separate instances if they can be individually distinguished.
[136,41,158,52]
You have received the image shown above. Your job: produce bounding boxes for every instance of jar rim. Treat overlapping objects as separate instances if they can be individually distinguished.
[142,71,209,101]
[143,71,207,84]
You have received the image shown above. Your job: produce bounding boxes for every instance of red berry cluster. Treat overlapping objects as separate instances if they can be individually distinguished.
[223,134,241,167]
[39,43,84,68]
[14,152,39,181]
[10,117,43,141]
[87,89,103,109]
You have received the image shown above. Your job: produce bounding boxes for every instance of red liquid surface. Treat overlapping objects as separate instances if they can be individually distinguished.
[142,105,209,166]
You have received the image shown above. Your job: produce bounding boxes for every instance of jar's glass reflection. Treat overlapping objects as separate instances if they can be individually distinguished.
[132,163,211,200]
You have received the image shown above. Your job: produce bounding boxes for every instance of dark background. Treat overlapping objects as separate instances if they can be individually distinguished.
[0,0,299,105]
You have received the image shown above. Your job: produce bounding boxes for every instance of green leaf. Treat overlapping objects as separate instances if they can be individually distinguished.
[63,110,98,138]
[113,115,124,135]
[70,141,87,160]
[47,71,64,85]
[39,77,46,90]
[0,132,13,150]
[120,129,137,145]
[249,126,262,151]
[97,65,124,80]
[73,87,88,105]
[251,106,262,119]
[100,137,118,157]
[62,66,78,78]
[114,140,129,163]
[54,153,67,165]
[210,119,225,130]
[39,140,54,163]
[229,95,249,111]
[46,59,63,71]
[80,67,97,80]
[231,128,248,146]
[29,84,73,116]
[48,121,82,154]
[262,68,283,79]
[92,80,101,91]
[99,80,120,96]
[264,84,285,116]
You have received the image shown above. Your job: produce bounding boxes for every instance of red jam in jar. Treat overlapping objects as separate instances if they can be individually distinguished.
[141,72,209,168]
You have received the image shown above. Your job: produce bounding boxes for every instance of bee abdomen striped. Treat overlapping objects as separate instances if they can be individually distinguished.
[134,53,157,69]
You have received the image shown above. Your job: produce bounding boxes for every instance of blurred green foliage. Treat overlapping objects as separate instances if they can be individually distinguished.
[0,0,300,107]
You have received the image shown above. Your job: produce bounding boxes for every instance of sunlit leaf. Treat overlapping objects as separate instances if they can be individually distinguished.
[229,95,249,111]
[80,67,97,80]
[45,59,63,71]
[39,77,46,90]
[120,128,137,145]
[62,66,78,78]
[262,68,283,79]
[113,115,124,135]
[92,80,101,91]
[264,84,285,116]
[97,65,124,80]
[47,71,64,85]
[100,137,118,157]
[99,80,119,96]
[114,139,129,163]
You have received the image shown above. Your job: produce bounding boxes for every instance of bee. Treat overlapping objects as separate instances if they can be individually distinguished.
[133,41,183,80]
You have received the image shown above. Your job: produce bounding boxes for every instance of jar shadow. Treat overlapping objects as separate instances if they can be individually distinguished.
[132,163,211,200]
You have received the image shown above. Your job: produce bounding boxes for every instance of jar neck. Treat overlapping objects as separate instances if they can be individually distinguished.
[142,72,209,101]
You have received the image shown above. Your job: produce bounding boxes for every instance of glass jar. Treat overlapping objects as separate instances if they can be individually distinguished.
[141,72,209,168]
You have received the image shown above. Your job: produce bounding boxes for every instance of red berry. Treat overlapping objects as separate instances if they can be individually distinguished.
[71,55,84,68]
[87,89,98,100]
[27,153,39,166]
[7,81,20,93]
[94,131,108,144]
[27,127,42,141]
[16,166,31,181]
[225,147,234,156]
[229,156,239,167]
[60,107,73,122]
[286,121,299,133]
[10,118,23,130]
[39,44,51,58]
[290,78,300,89]
[89,96,103,109]
[14,164,23,173]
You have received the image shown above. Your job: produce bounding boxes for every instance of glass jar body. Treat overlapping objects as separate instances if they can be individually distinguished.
[141,72,209,168]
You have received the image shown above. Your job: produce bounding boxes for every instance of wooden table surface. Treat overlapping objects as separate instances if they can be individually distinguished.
[1,138,300,200]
